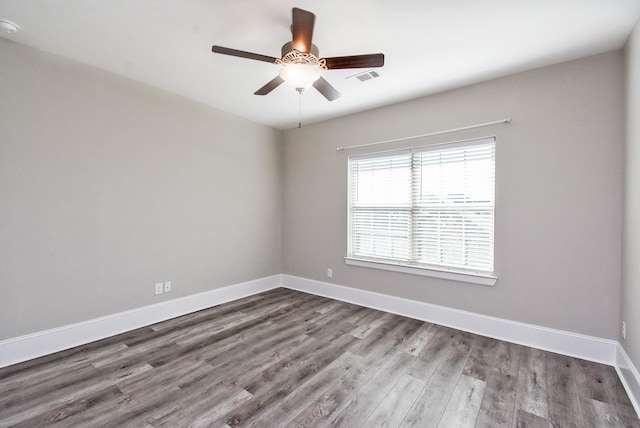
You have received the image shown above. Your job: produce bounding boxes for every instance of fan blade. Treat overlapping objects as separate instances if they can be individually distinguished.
[291,8,315,53]
[254,76,285,95]
[313,77,341,101]
[212,46,278,64]
[324,54,385,70]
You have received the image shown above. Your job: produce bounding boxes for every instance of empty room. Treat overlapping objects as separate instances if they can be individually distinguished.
[2,1,640,426]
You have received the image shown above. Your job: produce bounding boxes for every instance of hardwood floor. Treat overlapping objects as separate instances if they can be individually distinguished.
[0,288,638,427]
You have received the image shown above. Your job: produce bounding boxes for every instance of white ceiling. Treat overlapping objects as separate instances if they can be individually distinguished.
[1,0,639,130]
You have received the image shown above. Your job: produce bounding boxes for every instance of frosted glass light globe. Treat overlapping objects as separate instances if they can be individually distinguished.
[279,64,321,89]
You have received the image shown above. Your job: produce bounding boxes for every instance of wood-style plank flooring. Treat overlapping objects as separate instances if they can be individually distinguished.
[0,288,638,427]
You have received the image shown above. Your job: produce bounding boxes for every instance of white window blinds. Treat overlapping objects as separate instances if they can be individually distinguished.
[348,137,495,274]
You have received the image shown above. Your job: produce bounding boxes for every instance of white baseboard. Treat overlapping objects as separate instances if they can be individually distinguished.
[616,344,640,416]
[0,275,281,368]
[281,274,618,365]
[3,272,637,416]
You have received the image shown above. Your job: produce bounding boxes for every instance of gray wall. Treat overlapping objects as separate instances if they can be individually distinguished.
[0,39,283,340]
[283,51,624,339]
[622,23,640,370]
[0,35,628,345]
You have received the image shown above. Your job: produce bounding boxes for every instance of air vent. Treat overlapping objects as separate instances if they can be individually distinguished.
[346,70,381,84]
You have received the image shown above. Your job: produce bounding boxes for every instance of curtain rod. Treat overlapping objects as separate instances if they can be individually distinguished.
[336,118,511,152]
[348,135,496,159]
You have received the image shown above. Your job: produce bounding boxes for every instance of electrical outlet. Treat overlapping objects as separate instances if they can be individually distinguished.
[622,321,627,340]
[164,281,172,293]
[155,283,164,295]
[327,268,333,278]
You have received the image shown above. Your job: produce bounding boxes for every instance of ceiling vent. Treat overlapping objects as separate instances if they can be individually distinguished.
[346,70,381,84]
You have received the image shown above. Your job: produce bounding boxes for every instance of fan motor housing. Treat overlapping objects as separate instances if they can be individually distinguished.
[281,41,319,58]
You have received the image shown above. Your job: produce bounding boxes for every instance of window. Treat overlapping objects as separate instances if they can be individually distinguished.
[347,137,496,285]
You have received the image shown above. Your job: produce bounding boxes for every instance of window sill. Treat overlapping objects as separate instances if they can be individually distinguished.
[344,257,497,286]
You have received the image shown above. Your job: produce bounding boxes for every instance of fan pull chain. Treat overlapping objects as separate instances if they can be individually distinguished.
[297,87,304,128]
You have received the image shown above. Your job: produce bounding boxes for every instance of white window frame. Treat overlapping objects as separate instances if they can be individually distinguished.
[345,137,498,286]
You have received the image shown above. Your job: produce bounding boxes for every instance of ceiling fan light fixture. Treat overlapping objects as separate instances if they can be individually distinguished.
[211,7,381,101]
[279,63,321,90]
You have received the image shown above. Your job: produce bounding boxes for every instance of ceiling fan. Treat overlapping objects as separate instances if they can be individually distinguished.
[211,7,384,101]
